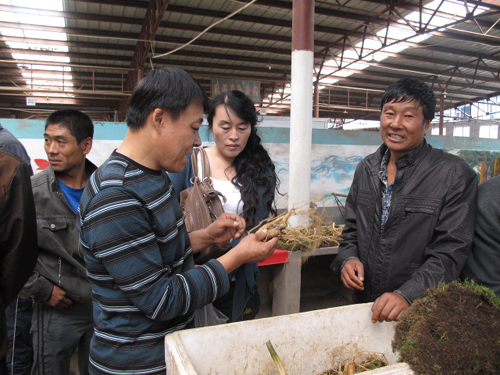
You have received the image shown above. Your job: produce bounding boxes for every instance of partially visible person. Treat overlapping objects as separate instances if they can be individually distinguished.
[78,68,277,375]
[461,175,500,297]
[0,124,33,174]
[22,109,95,375]
[0,124,34,375]
[169,90,279,322]
[0,147,37,375]
[330,77,478,323]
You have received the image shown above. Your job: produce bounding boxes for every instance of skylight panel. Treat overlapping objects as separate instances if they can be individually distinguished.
[360,39,382,50]
[27,64,71,72]
[426,0,468,16]
[320,78,339,85]
[342,50,360,60]
[8,41,69,53]
[24,30,68,41]
[345,62,369,71]
[324,59,339,68]
[27,79,74,87]
[380,44,407,54]
[404,12,450,28]
[331,70,353,78]
[372,53,389,62]
[0,11,65,27]
[21,72,73,80]
[0,0,63,11]
[11,53,70,63]
[407,34,430,44]
[0,0,73,103]
[378,26,414,41]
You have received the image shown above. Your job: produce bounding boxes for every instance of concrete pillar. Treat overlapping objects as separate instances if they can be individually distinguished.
[439,94,444,136]
[288,0,314,227]
[314,81,320,118]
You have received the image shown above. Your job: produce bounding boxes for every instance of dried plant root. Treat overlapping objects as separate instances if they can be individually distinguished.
[318,344,389,375]
[263,227,281,241]
[250,199,344,252]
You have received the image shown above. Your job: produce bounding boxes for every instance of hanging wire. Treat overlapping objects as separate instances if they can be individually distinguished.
[149,41,156,71]
[331,192,347,223]
[152,0,258,59]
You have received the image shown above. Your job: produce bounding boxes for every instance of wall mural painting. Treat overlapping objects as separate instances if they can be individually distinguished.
[4,121,499,213]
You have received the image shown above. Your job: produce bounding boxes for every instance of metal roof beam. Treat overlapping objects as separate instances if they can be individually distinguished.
[128,0,170,77]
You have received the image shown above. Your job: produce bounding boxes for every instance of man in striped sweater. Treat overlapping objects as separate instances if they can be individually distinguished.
[77,68,277,375]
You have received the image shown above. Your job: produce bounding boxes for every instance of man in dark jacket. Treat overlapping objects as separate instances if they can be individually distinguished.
[0,147,37,374]
[0,124,35,375]
[461,175,500,297]
[330,77,478,323]
[21,109,96,375]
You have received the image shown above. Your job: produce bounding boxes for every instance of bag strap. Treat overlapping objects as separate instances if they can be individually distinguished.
[196,147,211,180]
[192,147,227,204]
[191,148,200,179]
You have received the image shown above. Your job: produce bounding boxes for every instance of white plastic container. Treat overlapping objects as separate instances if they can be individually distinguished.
[165,303,414,375]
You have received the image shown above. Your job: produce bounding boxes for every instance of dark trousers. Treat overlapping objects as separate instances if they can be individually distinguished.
[31,302,93,375]
[0,355,8,375]
[5,296,33,375]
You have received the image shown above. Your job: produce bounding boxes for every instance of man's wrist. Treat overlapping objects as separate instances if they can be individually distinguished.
[341,256,360,270]
[394,289,411,305]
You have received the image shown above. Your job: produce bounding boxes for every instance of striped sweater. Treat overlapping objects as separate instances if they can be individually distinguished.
[78,151,230,375]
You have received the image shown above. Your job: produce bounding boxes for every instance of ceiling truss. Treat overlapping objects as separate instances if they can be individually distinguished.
[0,0,499,121]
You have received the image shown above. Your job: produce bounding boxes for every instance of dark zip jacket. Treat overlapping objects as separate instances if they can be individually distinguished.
[331,139,478,303]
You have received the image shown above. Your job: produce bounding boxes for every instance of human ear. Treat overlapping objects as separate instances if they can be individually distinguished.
[423,120,431,134]
[82,137,93,155]
[152,108,165,133]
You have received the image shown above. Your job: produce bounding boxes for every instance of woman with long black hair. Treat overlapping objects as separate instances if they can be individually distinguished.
[169,90,279,322]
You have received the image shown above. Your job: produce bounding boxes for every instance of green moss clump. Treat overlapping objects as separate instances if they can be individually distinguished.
[392,281,500,375]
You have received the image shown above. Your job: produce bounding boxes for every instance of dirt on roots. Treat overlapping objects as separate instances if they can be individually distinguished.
[392,281,500,375]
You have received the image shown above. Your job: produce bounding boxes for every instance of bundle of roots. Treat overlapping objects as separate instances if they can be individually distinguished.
[318,343,389,375]
[251,200,344,252]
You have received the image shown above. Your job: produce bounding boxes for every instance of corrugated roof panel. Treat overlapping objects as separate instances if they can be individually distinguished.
[0,0,498,119]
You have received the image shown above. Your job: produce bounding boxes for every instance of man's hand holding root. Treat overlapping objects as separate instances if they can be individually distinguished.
[217,231,278,273]
[189,212,246,253]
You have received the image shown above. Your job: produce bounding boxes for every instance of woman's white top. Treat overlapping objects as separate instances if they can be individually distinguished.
[196,152,243,215]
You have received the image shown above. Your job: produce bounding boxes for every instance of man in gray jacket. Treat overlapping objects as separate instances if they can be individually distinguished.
[22,109,96,375]
[331,78,477,323]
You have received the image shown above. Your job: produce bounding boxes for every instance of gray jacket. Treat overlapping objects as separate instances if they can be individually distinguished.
[331,139,478,303]
[22,160,97,310]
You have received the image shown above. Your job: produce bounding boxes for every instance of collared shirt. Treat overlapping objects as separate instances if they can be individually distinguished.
[378,149,394,228]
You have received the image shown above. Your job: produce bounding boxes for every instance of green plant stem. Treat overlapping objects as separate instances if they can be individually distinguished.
[266,340,287,375]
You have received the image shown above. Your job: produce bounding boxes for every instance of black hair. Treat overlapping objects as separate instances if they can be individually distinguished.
[380,77,436,122]
[207,90,279,227]
[45,109,94,143]
[126,68,209,130]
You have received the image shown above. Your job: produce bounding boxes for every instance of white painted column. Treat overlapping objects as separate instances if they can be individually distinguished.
[288,0,314,227]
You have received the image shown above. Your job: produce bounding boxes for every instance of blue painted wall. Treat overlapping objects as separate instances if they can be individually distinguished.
[3,119,499,209]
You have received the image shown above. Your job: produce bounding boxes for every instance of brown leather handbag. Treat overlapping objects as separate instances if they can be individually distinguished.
[180,147,231,264]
